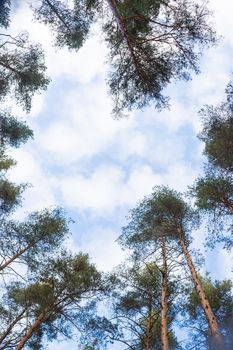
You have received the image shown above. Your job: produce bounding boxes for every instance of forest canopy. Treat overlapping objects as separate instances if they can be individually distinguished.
[0,1,232,350]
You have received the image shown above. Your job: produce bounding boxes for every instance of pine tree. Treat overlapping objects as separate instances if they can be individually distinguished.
[0,252,102,349]
[0,110,33,147]
[119,186,225,349]
[191,170,233,249]
[0,111,33,217]
[103,0,216,115]
[198,78,233,173]
[0,31,50,111]
[33,0,99,50]
[110,262,178,350]
[31,0,216,116]
[0,208,69,274]
[0,0,11,29]
[182,276,233,350]
[192,78,233,249]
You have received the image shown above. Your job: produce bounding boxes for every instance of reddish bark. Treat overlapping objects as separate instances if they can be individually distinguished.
[177,227,224,348]
[161,237,169,350]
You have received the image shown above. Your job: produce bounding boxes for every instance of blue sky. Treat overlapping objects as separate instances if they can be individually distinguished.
[5,0,233,348]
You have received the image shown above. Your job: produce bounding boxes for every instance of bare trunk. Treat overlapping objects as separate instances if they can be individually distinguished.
[106,0,134,53]
[0,308,27,345]
[177,228,224,348]
[0,240,36,272]
[220,197,233,214]
[146,290,152,350]
[0,61,20,75]
[44,0,72,33]
[15,310,46,350]
[0,113,2,147]
[161,237,169,350]
[105,0,142,72]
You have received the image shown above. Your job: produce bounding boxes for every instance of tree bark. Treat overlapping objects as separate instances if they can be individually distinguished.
[161,237,169,350]
[0,308,27,345]
[105,0,142,72]
[15,310,46,350]
[0,240,37,272]
[0,61,20,75]
[145,290,152,350]
[106,0,134,52]
[220,197,233,214]
[177,227,224,348]
[44,0,72,33]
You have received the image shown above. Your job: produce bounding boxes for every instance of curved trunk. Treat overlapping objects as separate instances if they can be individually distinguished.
[161,237,169,350]
[15,310,46,350]
[177,228,224,348]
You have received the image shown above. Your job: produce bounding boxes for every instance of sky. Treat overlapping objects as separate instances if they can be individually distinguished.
[5,0,233,348]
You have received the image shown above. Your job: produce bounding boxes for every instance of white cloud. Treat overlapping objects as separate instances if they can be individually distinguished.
[57,164,163,215]
[7,149,56,216]
[67,226,126,272]
[36,78,143,164]
[57,162,199,215]
[164,162,199,192]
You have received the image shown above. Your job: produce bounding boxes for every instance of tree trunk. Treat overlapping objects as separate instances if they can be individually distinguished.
[220,197,233,214]
[146,290,152,350]
[106,0,133,50]
[44,0,72,33]
[161,237,169,350]
[15,310,46,350]
[0,60,20,75]
[177,228,224,348]
[0,240,37,272]
[0,308,27,345]
[105,0,141,70]
[106,0,152,98]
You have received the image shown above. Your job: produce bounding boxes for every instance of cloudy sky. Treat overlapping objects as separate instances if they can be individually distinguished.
[6,0,233,348]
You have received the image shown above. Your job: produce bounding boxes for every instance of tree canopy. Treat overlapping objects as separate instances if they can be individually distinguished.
[30,0,217,116]
[199,79,233,173]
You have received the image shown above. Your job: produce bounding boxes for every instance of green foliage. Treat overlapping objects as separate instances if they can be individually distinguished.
[0,153,15,171]
[0,111,33,147]
[110,263,179,350]
[104,0,216,115]
[193,174,233,214]
[0,179,23,214]
[32,0,216,116]
[191,169,233,249]
[119,186,198,249]
[0,32,49,111]
[0,0,11,28]
[192,78,233,250]
[183,276,233,349]
[3,253,103,349]
[33,0,99,50]
[11,282,54,310]
[0,208,70,271]
[199,79,233,172]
